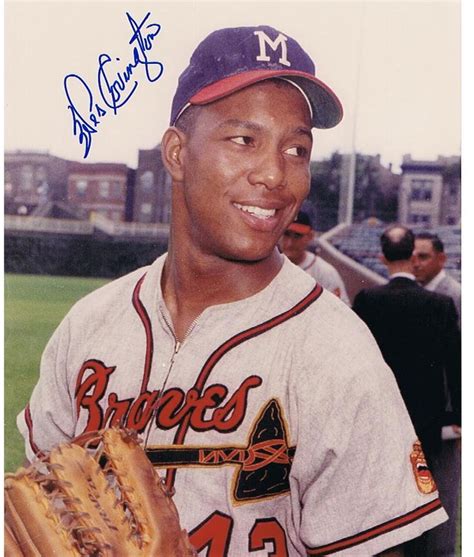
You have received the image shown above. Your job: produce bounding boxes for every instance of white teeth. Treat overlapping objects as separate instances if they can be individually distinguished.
[234,203,276,219]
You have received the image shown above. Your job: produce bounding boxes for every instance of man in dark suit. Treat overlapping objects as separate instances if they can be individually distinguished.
[413,231,461,325]
[413,231,462,557]
[352,225,461,556]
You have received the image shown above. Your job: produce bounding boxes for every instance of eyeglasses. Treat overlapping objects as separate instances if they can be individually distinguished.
[283,230,305,239]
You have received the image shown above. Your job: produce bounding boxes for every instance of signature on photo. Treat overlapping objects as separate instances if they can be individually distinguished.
[64,12,164,159]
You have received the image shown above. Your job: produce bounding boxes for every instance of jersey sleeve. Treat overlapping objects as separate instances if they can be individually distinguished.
[17,315,76,462]
[333,271,349,305]
[291,317,447,556]
[320,260,350,305]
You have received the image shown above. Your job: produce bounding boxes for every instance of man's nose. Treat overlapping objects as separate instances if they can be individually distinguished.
[248,150,285,190]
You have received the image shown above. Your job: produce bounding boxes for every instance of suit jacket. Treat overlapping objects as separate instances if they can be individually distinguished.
[353,277,461,459]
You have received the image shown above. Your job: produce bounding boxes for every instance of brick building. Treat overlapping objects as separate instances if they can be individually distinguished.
[4,150,69,215]
[5,152,135,221]
[132,145,172,224]
[66,161,132,222]
[338,153,400,225]
[398,155,461,226]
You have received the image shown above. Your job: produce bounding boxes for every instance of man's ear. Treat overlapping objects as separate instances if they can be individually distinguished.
[379,254,388,266]
[161,127,187,182]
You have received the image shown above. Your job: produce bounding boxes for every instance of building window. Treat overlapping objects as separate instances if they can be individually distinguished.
[410,179,433,201]
[411,214,431,225]
[112,180,122,198]
[159,172,172,223]
[140,171,154,192]
[140,202,153,223]
[76,180,88,196]
[36,166,47,182]
[141,202,152,215]
[19,165,34,191]
[37,182,49,199]
[5,171,13,197]
[447,216,457,225]
[99,180,110,198]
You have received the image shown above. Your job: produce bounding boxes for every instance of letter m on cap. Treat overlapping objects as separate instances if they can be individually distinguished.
[254,30,291,67]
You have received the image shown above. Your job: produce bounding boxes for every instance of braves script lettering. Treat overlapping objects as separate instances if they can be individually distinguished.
[75,360,263,435]
[63,12,163,159]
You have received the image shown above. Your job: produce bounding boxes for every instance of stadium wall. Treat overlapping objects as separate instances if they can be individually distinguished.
[5,234,168,278]
[317,224,387,304]
[5,217,388,297]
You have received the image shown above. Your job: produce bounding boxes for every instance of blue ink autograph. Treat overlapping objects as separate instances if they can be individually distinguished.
[64,12,163,158]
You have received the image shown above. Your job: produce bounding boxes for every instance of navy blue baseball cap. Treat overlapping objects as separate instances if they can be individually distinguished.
[170,25,343,129]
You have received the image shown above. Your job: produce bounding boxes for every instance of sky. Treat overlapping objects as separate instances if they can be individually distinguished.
[4,0,461,173]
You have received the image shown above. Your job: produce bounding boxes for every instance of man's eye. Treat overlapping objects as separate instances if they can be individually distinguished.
[230,136,253,146]
[285,146,307,157]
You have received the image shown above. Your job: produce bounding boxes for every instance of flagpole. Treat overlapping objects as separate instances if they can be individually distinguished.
[345,2,366,225]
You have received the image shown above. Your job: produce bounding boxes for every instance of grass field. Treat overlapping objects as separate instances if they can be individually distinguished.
[4,273,109,472]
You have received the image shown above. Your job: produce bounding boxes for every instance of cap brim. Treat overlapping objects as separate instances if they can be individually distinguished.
[287,222,312,234]
[189,69,343,129]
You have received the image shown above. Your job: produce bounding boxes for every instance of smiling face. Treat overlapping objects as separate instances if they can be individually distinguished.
[167,80,313,264]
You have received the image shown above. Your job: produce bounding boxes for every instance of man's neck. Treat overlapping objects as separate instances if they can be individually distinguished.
[162,241,283,341]
[424,269,445,290]
[385,260,414,277]
[289,250,309,266]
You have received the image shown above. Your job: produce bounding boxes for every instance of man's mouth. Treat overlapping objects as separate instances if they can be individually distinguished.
[417,463,430,475]
[233,203,277,220]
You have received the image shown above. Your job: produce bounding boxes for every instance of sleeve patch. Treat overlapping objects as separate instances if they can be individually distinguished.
[410,440,437,494]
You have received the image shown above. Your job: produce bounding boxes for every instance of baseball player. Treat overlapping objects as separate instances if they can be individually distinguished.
[279,210,350,303]
[19,26,447,556]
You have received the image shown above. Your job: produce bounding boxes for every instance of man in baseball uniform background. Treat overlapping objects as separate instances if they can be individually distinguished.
[19,25,448,555]
[279,210,349,303]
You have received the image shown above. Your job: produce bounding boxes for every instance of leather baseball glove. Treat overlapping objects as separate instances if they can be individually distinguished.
[4,428,197,556]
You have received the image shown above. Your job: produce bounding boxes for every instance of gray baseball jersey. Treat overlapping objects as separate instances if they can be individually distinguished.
[18,254,446,556]
[298,251,349,304]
